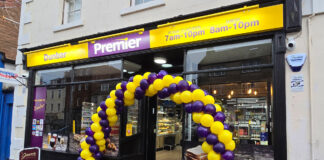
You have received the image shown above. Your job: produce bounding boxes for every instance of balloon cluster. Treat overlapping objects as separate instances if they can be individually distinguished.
[78,70,235,160]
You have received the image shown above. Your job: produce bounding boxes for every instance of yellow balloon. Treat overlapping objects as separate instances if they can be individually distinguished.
[210,121,224,135]
[215,104,222,112]
[173,76,183,84]
[80,149,92,159]
[143,72,151,79]
[180,91,192,103]
[80,141,90,150]
[187,81,192,86]
[86,157,95,160]
[108,115,118,124]
[153,79,164,91]
[192,89,205,101]
[225,140,236,151]
[96,139,106,146]
[116,83,122,90]
[172,92,182,104]
[133,75,143,86]
[99,145,106,152]
[124,90,134,100]
[91,114,101,123]
[145,90,153,97]
[105,98,115,108]
[90,123,102,132]
[126,82,136,93]
[170,94,175,101]
[94,131,104,140]
[203,95,215,105]
[202,141,213,153]
[218,130,233,144]
[110,90,117,99]
[207,150,221,160]
[192,112,204,124]
[162,75,174,87]
[97,106,102,113]
[148,85,157,95]
[106,107,117,116]
[124,99,135,106]
[110,120,117,127]
[200,114,214,127]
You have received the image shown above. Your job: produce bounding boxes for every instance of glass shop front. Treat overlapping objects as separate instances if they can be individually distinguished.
[23,3,287,160]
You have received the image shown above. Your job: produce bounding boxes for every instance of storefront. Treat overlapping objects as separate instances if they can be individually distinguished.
[22,1,301,160]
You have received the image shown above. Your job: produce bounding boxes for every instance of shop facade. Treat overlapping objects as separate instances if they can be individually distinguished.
[19,0,303,160]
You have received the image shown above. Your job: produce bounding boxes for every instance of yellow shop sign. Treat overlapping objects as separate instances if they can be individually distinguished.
[26,43,88,67]
[150,4,283,48]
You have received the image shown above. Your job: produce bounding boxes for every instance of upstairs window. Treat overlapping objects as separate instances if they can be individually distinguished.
[131,0,154,6]
[64,0,82,24]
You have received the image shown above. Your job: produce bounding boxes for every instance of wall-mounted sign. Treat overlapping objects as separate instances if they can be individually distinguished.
[0,68,22,85]
[126,123,133,137]
[88,31,150,58]
[290,75,304,92]
[286,53,307,72]
[150,4,283,48]
[25,4,284,67]
[26,43,88,67]
[19,147,40,160]
[30,87,46,148]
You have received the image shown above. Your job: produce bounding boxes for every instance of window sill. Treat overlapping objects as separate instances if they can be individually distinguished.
[120,0,165,16]
[53,20,83,32]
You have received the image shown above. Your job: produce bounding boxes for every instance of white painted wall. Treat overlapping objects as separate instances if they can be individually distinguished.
[286,13,324,160]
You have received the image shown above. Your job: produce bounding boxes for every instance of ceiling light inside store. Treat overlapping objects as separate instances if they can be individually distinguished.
[123,69,127,72]
[162,64,173,68]
[247,89,252,94]
[213,90,217,94]
[128,71,134,74]
[254,91,258,95]
[230,90,234,95]
[154,57,166,64]
[228,95,231,99]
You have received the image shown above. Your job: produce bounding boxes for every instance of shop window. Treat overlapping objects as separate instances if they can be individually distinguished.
[64,0,82,24]
[69,82,120,157]
[126,100,142,136]
[74,60,122,82]
[35,67,72,85]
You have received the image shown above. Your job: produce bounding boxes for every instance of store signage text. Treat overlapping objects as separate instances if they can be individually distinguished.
[88,31,150,58]
[150,4,283,48]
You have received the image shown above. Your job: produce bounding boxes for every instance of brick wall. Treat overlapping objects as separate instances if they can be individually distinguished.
[0,0,20,60]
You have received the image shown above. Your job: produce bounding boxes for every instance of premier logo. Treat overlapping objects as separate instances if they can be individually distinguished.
[93,37,142,55]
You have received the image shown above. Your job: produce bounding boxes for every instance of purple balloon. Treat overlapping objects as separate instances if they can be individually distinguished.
[147,73,157,84]
[93,152,103,159]
[116,106,123,114]
[86,136,95,145]
[89,144,99,153]
[85,127,94,136]
[98,110,107,119]
[129,76,134,82]
[158,88,170,99]
[184,103,193,113]
[168,83,178,94]
[192,101,204,112]
[223,123,230,130]
[115,89,124,99]
[189,84,199,92]
[104,132,110,138]
[77,157,83,160]
[197,126,209,137]
[206,133,218,145]
[99,119,109,128]
[157,70,168,79]
[135,87,145,99]
[203,90,209,95]
[140,79,149,90]
[100,101,107,110]
[214,112,226,122]
[78,148,83,154]
[213,142,225,153]
[222,151,235,160]
[115,99,124,107]
[121,81,128,91]
[204,104,216,115]
[102,127,111,134]
[178,80,189,91]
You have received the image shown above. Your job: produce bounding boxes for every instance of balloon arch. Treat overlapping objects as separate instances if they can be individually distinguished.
[78,70,235,160]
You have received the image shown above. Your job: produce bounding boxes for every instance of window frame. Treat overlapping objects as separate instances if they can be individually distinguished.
[63,0,82,24]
